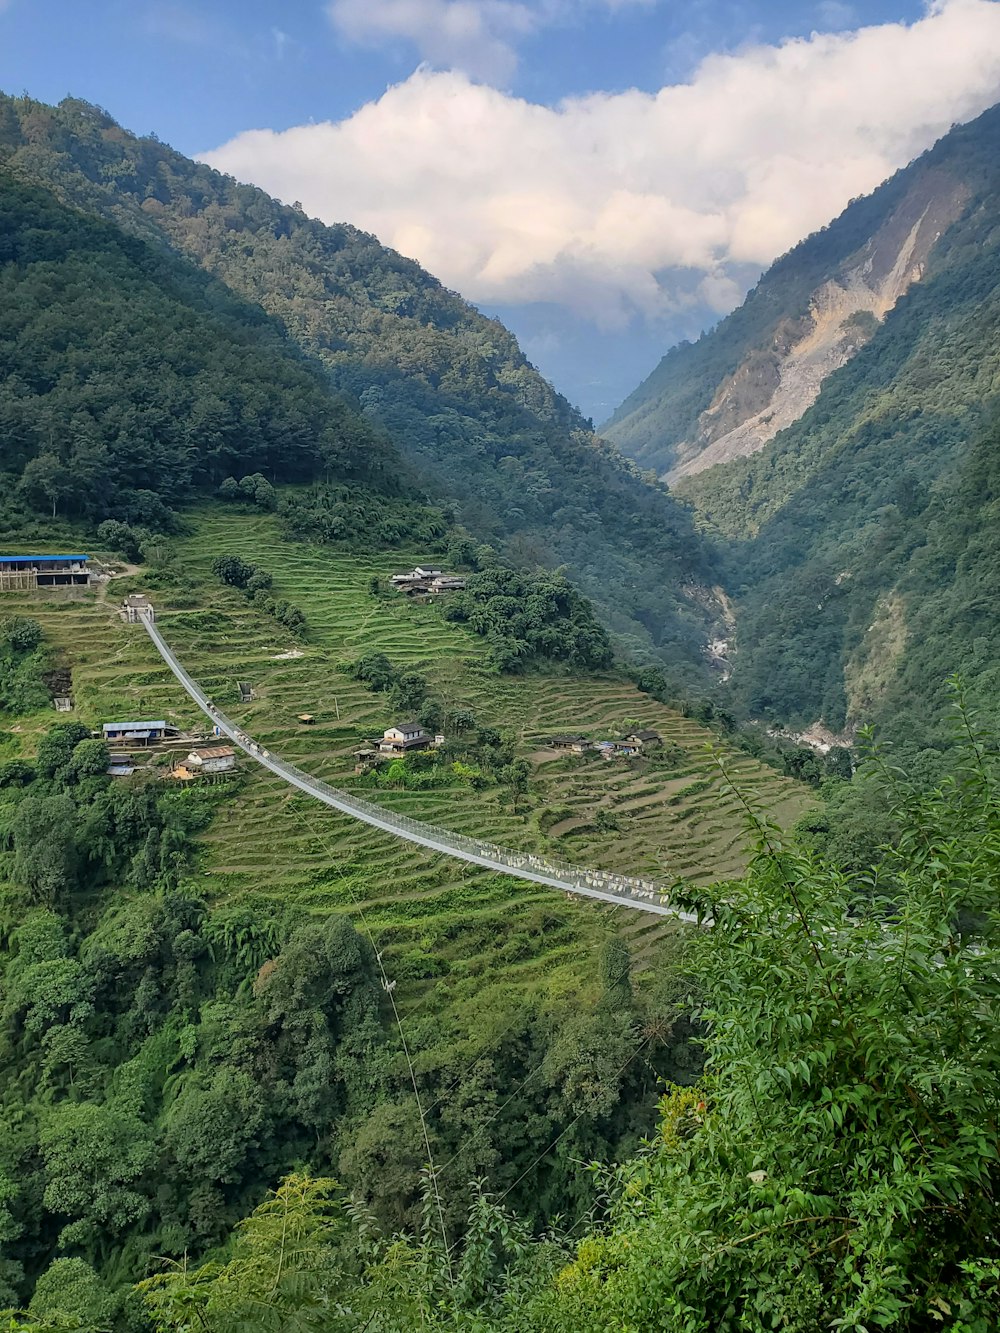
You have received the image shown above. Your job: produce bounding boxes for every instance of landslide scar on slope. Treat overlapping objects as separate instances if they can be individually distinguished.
[666,171,971,485]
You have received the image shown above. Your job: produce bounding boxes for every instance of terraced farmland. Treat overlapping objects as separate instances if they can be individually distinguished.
[0,508,813,1011]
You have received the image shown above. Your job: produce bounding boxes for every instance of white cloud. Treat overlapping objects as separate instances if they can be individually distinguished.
[326,0,658,82]
[205,0,1000,327]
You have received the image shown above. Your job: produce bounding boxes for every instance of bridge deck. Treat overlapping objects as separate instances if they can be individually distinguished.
[139,610,699,921]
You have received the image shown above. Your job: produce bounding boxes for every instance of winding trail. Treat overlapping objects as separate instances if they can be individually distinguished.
[140,609,700,922]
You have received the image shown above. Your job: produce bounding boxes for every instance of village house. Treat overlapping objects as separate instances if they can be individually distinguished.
[186,746,237,775]
[378,722,431,755]
[389,567,466,597]
[624,729,662,750]
[550,734,594,753]
[390,566,443,587]
[0,554,91,591]
[102,720,177,746]
[612,730,662,758]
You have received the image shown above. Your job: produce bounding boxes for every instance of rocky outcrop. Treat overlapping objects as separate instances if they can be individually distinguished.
[666,171,970,483]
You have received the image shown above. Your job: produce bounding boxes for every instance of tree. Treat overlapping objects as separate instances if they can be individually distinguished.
[12,795,78,902]
[138,532,170,566]
[598,936,633,1012]
[349,651,395,692]
[19,454,73,518]
[162,1068,267,1196]
[500,759,530,812]
[68,739,110,780]
[95,520,141,561]
[0,617,42,654]
[40,1104,154,1246]
[212,554,256,588]
[27,1259,116,1330]
[35,724,91,780]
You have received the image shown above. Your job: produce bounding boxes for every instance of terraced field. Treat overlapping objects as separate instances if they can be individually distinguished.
[0,509,813,1013]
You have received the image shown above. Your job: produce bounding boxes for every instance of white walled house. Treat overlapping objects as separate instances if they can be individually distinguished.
[186,746,236,774]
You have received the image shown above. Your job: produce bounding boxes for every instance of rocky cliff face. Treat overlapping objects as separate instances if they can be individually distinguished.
[664,172,969,481]
[601,110,995,481]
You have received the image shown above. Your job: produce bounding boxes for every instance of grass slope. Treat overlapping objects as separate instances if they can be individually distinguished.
[0,510,811,1014]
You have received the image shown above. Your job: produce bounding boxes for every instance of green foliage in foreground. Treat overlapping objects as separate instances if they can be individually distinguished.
[106,695,1000,1332]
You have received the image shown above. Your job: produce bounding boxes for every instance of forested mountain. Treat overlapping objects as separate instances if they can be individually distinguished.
[606,104,1000,741]
[0,93,719,672]
[0,174,396,525]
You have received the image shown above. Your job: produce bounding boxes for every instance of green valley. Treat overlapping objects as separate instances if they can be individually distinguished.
[0,506,811,1325]
[2,70,1000,1333]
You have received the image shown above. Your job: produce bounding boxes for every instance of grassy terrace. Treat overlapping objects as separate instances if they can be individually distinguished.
[0,508,813,1013]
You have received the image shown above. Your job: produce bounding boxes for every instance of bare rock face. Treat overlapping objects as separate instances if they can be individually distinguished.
[665,171,969,483]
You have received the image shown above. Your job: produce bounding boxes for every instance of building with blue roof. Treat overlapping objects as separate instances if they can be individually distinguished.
[0,554,91,589]
[102,721,176,745]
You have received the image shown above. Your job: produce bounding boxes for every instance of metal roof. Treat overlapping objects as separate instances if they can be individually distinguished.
[0,554,90,562]
[103,721,167,732]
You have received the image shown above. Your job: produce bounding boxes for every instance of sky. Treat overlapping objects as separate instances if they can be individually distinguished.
[3,1,1000,421]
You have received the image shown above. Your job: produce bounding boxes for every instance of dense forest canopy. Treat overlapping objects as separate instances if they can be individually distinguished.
[0,174,398,524]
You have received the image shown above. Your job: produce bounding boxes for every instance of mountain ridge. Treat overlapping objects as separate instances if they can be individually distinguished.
[601,104,1000,481]
[0,92,721,676]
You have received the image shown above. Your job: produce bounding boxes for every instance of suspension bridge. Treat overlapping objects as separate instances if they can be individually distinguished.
[139,608,701,922]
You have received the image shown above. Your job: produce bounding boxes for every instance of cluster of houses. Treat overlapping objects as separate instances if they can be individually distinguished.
[98,718,238,781]
[389,566,466,598]
[549,728,662,759]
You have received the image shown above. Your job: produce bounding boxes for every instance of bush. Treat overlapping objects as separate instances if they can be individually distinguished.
[1,616,43,655]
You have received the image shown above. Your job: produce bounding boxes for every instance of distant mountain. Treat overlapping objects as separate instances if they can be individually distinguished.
[0,93,719,674]
[602,104,1000,737]
[603,106,998,487]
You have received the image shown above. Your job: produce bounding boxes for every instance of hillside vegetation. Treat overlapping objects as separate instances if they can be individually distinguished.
[5,689,997,1331]
[0,508,811,1324]
[0,92,719,673]
[0,174,397,523]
